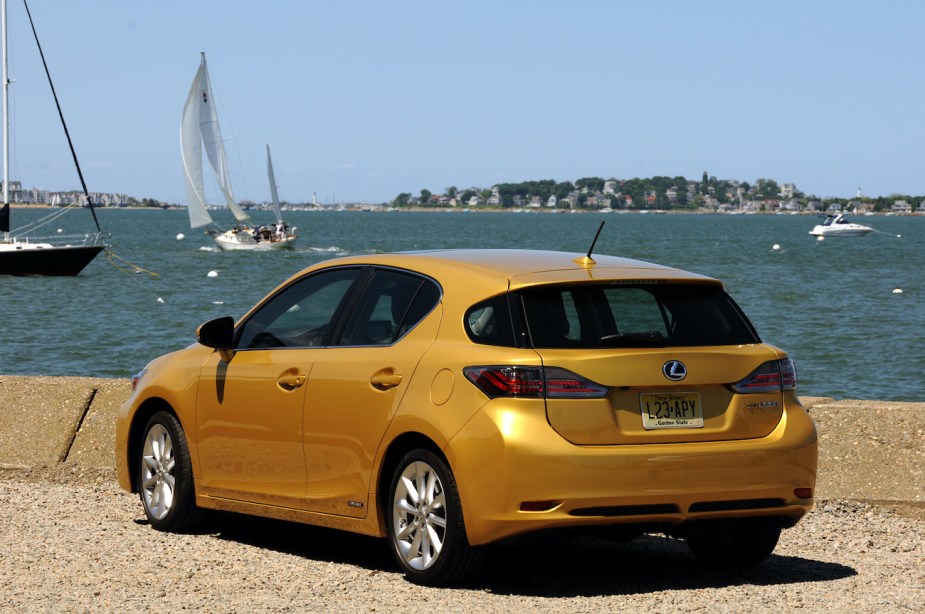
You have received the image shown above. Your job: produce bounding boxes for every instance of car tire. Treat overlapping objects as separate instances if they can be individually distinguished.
[139,411,202,532]
[684,519,782,567]
[386,449,484,586]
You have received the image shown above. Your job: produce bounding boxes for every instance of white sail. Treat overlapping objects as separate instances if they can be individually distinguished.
[180,58,212,229]
[266,145,283,224]
[181,53,250,227]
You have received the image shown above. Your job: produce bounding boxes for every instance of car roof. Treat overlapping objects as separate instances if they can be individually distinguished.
[307,249,719,288]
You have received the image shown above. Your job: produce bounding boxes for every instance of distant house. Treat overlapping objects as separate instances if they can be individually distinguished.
[780,183,796,199]
[892,200,912,214]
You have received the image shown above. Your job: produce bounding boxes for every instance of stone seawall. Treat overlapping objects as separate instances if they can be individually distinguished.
[0,375,922,505]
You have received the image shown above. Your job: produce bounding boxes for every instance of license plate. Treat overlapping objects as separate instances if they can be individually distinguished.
[639,392,704,430]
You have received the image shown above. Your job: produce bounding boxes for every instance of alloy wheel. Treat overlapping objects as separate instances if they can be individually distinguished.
[141,423,176,520]
[391,460,448,571]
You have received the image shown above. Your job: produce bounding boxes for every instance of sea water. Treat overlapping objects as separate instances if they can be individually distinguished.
[1,208,921,402]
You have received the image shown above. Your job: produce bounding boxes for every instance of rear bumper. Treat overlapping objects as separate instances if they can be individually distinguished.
[446,398,818,545]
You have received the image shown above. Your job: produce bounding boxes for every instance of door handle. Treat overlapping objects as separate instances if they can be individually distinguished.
[277,373,306,389]
[370,373,403,390]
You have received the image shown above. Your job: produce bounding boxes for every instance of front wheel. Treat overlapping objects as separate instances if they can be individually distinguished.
[387,449,484,586]
[138,411,202,532]
[684,518,782,567]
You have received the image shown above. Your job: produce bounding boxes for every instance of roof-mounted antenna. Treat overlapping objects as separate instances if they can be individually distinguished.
[574,221,605,267]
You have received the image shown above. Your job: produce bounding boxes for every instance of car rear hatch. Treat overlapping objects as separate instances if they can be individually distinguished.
[539,345,787,445]
[511,276,792,445]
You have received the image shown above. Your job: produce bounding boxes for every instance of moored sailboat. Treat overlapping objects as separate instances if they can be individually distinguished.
[180,52,296,251]
[0,0,106,275]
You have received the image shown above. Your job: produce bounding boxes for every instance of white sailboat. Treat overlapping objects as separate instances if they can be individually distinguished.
[181,52,296,251]
[258,144,297,247]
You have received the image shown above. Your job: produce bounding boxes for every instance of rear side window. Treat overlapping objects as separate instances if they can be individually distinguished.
[339,269,440,346]
[519,283,759,348]
[465,295,517,347]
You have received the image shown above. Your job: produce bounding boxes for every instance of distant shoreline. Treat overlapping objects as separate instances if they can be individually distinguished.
[10,203,925,217]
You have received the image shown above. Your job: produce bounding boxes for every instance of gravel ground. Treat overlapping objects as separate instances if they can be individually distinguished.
[1,468,923,613]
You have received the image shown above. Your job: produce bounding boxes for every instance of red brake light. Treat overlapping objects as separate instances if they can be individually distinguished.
[730,358,797,394]
[779,358,797,389]
[464,366,609,399]
[464,366,544,397]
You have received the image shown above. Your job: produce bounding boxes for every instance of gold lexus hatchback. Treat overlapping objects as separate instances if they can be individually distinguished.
[116,249,817,585]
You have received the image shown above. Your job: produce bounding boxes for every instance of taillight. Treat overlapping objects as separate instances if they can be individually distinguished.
[730,358,797,394]
[464,366,610,399]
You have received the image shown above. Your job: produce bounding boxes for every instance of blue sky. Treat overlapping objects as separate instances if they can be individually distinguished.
[5,1,923,204]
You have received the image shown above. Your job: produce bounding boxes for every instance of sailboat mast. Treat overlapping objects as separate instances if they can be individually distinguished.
[2,0,9,241]
[21,0,101,233]
[267,145,283,224]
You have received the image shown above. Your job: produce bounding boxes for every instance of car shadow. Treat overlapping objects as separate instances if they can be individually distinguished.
[476,532,856,597]
[206,513,856,596]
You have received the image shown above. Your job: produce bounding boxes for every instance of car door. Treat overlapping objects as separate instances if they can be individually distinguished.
[195,266,367,508]
[301,268,442,517]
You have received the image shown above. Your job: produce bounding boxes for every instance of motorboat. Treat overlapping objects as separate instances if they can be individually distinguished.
[809,214,872,237]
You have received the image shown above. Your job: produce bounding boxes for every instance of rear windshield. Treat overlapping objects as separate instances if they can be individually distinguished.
[466,283,759,349]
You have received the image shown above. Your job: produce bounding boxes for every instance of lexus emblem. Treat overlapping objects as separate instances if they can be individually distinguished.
[662,360,687,381]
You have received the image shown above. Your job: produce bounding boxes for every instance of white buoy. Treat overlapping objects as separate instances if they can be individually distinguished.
[156,297,165,304]
[176,233,185,240]
[772,244,780,251]
[207,270,219,278]
[892,288,903,294]
[212,301,224,305]
[57,228,63,233]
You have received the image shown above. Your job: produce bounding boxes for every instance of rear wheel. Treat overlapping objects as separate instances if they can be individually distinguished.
[684,519,781,567]
[386,449,484,586]
[138,411,202,532]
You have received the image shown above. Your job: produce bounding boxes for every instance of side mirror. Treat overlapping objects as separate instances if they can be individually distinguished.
[197,316,235,361]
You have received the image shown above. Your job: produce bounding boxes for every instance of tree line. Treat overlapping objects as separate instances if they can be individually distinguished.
[393,173,922,212]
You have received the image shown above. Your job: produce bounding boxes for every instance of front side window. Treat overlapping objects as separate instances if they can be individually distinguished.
[235,267,365,349]
[519,283,759,348]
